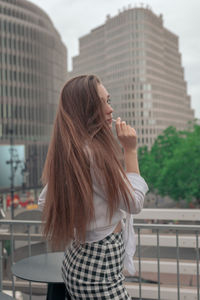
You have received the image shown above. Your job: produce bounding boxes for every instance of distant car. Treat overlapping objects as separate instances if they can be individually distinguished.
[19,198,34,208]
[6,194,34,208]
[6,195,20,208]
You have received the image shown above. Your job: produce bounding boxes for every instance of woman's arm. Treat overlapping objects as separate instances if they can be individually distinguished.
[115,117,148,214]
[124,149,139,174]
[119,173,148,214]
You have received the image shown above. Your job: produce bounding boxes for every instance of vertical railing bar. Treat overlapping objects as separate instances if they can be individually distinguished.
[10,223,15,298]
[157,229,160,300]
[0,241,3,291]
[45,240,48,253]
[176,230,180,300]
[196,231,199,300]
[138,227,142,300]
[40,222,48,253]
[27,224,32,300]
[28,224,31,257]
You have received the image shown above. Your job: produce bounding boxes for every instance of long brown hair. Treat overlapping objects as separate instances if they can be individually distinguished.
[42,75,133,249]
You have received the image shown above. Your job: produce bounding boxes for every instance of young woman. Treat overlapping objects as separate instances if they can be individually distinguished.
[38,75,148,299]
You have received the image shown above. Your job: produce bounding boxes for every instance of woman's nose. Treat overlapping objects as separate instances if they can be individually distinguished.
[107,103,113,113]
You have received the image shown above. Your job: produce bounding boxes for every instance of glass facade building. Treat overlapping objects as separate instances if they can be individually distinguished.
[0,0,67,189]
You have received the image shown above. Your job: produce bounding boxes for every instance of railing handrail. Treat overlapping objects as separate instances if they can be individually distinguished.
[0,220,42,226]
[135,208,200,221]
[1,219,200,231]
[134,223,200,231]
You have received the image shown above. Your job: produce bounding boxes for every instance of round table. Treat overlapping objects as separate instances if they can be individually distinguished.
[12,252,64,283]
[0,292,15,300]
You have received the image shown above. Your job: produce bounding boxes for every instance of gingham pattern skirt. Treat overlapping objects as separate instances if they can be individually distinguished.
[62,231,131,299]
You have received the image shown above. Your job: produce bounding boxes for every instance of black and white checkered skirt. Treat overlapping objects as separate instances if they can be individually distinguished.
[62,231,131,299]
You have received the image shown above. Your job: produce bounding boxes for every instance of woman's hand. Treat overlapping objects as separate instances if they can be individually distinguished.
[115,117,137,151]
[115,117,139,173]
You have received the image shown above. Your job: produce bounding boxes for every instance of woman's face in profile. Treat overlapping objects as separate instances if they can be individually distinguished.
[97,84,113,128]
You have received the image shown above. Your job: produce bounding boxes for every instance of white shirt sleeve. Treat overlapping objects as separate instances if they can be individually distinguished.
[38,173,148,215]
[38,185,47,211]
[119,173,149,214]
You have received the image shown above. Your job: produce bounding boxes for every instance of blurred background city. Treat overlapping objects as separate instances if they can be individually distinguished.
[0,0,199,299]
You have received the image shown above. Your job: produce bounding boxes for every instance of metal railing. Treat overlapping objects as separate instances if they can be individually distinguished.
[0,220,200,300]
[0,220,47,299]
[128,223,200,300]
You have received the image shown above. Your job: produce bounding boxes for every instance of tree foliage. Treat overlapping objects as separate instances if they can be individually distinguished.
[138,124,200,204]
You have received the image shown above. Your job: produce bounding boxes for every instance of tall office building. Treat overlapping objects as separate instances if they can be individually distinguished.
[69,6,194,148]
[0,0,67,189]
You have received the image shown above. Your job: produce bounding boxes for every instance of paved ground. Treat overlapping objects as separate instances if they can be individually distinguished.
[3,291,45,300]
[22,294,45,300]
[6,291,142,300]
[9,292,144,300]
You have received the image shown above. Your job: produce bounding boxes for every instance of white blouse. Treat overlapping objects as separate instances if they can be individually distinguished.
[38,172,148,275]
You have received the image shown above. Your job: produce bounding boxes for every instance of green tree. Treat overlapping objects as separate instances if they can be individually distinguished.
[139,124,200,205]
[139,126,182,192]
[138,145,159,192]
[157,124,200,204]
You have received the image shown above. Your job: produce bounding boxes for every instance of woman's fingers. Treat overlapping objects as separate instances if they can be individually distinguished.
[116,119,128,135]
[116,119,135,136]
[115,117,122,136]
[129,126,136,136]
[115,118,137,150]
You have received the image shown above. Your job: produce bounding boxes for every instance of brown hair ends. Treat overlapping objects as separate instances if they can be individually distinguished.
[42,75,132,250]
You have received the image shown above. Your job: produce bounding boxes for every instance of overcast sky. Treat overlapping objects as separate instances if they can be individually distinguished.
[30,0,200,119]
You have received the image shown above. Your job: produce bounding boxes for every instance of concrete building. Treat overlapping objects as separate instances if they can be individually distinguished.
[0,0,67,189]
[69,6,194,148]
